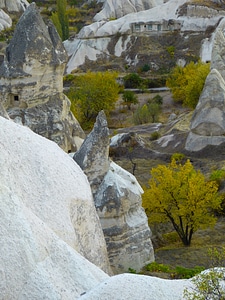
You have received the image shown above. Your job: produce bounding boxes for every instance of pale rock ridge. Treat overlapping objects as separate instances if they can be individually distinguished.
[0,3,85,152]
[186,19,225,151]
[94,0,164,21]
[0,116,111,282]
[73,111,154,274]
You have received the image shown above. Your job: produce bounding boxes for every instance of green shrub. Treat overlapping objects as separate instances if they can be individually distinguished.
[210,169,225,187]
[175,266,204,279]
[150,131,160,140]
[145,262,172,273]
[133,104,151,125]
[171,152,186,162]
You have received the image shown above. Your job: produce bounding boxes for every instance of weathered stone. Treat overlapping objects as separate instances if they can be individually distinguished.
[0,3,85,152]
[0,117,112,289]
[0,0,29,12]
[73,110,110,195]
[74,111,154,274]
[185,20,225,152]
[95,161,154,274]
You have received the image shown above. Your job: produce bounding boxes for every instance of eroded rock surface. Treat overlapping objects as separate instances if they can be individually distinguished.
[186,19,225,151]
[74,111,154,274]
[0,3,85,152]
[0,116,112,298]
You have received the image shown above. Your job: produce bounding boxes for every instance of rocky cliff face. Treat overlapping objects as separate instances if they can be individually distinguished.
[186,19,225,151]
[64,0,224,74]
[74,111,154,274]
[0,3,85,152]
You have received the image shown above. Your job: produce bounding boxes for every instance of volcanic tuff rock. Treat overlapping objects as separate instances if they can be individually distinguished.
[0,0,29,12]
[74,111,154,274]
[0,3,85,152]
[0,116,112,298]
[64,0,225,73]
[185,19,225,151]
[93,0,164,21]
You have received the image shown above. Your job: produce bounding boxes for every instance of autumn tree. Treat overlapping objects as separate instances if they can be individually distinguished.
[143,159,221,246]
[67,71,120,129]
[166,61,210,109]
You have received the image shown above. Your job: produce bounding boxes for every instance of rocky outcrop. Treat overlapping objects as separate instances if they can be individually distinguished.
[186,19,225,151]
[74,111,154,274]
[0,3,85,152]
[64,0,223,73]
[0,9,12,31]
[93,0,164,21]
[0,0,29,12]
[0,116,112,298]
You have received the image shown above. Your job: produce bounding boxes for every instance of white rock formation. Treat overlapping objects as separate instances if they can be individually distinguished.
[186,18,225,151]
[0,0,29,12]
[94,0,164,21]
[65,0,224,73]
[0,9,12,31]
[74,111,154,274]
[0,117,111,281]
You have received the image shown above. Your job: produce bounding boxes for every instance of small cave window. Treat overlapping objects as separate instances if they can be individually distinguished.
[14,95,19,101]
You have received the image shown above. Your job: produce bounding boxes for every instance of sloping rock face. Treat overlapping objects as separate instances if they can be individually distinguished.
[186,19,225,151]
[0,116,112,300]
[79,273,193,300]
[74,111,154,274]
[64,0,224,73]
[0,9,12,31]
[94,0,164,21]
[0,3,85,152]
[0,0,29,12]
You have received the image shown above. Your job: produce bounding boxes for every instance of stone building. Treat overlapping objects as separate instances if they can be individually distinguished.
[132,19,182,34]
[0,3,85,152]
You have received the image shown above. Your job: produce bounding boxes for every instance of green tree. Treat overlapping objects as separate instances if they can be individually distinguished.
[67,71,120,129]
[123,73,142,88]
[122,90,138,110]
[166,61,210,109]
[143,159,221,246]
[51,0,69,41]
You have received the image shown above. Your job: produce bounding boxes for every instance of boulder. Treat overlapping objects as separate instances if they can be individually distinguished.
[0,3,85,152]
[74,111,154,274]
[0,116,112,278]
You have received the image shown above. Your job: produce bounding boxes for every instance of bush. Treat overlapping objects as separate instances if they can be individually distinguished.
[122,91,138,110]
[150,131,160,140]
[123,73,143,88]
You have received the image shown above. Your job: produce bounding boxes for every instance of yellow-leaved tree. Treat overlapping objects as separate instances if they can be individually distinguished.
[143,159,221,246]
[166,61,210,109]
[67,71,120,129]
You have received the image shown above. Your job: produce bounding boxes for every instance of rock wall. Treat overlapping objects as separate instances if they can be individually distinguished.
[74,111,154,274]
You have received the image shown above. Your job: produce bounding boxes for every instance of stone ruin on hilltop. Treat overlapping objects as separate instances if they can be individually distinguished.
[0,2,84,152]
